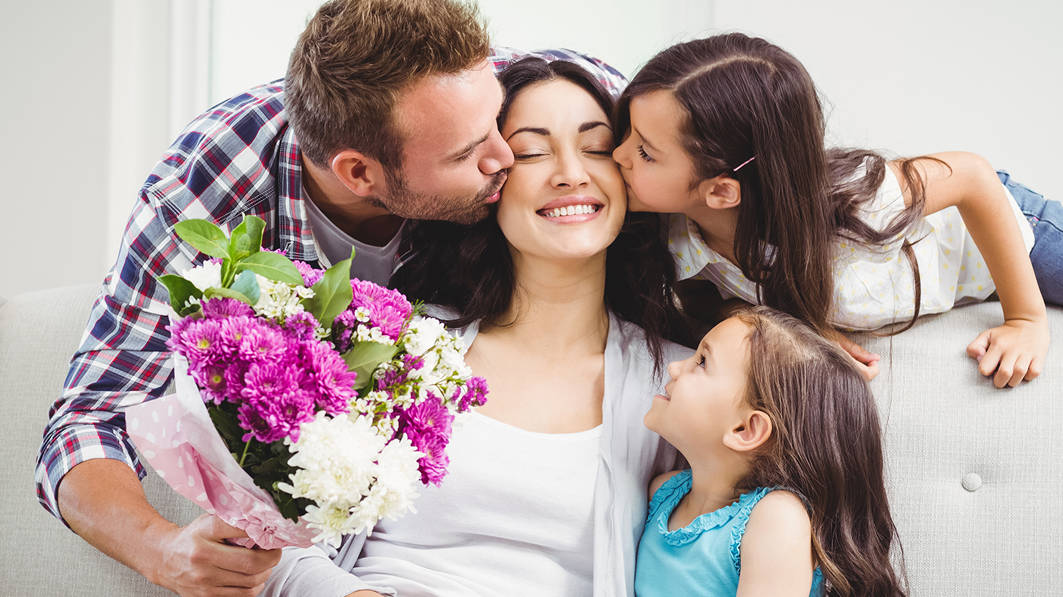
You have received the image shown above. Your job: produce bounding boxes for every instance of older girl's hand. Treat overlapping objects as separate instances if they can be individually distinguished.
[966,318,1050,388]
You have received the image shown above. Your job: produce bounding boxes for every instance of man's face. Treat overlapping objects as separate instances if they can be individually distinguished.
[382,60,514,224]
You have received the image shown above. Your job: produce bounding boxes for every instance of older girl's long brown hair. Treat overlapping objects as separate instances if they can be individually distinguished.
[616,33,936,336]
[736,307,906,596]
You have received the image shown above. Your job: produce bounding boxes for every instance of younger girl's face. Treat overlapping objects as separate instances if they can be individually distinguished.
[496,79,626,262]
[644,317,752,457]
[613,90,702,214]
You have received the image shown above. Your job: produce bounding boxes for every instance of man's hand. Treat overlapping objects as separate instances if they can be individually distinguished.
[150,514,282,597]
[831,329,881,381]
[966,318,1049,388]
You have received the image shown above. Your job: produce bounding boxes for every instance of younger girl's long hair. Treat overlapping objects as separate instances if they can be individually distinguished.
[736,306,906,596]
[617,33,935,335]
[392,57,692,369]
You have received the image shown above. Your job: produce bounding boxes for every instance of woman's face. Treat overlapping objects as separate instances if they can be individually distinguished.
[496,79,626,262]
[613,89,702,214]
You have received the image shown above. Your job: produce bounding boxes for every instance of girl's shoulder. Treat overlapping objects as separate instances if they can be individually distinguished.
[648,469,688,498]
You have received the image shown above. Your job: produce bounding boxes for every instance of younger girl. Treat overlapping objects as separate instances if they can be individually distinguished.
[613,33,1060,388]
[637,306,905,596]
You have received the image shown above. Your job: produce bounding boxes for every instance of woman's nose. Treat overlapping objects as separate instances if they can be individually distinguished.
[550,149,590,188]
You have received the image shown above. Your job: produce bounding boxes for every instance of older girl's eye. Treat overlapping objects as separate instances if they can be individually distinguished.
[637,145,655,163]
[585,149,613,157]
[513,153,547,161]
[696,354,706,368]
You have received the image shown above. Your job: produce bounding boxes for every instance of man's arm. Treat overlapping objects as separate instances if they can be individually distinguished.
[35,185,282,595]
[59,460,280,597]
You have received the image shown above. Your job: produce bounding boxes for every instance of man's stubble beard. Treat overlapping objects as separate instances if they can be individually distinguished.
[376,169,507,225]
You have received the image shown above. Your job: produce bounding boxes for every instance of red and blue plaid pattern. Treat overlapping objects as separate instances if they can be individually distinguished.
[35,48,627,522]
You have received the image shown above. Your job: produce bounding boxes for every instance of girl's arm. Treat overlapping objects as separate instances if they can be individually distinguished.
[891,152,1049,388]
[736,491,815,597]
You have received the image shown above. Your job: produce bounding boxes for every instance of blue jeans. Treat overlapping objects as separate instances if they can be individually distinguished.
[998,170,1063,306]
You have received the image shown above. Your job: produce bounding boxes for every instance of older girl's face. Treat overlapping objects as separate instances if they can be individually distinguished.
[613,89,703,214]
[496,79,626,261]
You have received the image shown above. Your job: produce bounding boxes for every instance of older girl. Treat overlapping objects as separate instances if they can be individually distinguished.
[613,33,1059,388]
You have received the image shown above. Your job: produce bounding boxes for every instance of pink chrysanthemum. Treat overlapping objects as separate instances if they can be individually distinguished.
[301,340,357,415]
[346,279,413,340]
[200,297,254,320]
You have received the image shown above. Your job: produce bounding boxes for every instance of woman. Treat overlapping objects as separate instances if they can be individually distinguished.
[264,57,692,596]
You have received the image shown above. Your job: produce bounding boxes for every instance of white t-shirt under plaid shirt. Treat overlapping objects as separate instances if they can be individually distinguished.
[669,165,1035,331]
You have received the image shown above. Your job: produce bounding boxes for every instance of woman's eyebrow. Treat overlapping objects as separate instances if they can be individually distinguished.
[506,126,550,141]
[579,121,611,133]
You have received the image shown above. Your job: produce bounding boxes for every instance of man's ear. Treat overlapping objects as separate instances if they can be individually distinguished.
[722,410,772,453]
[696,175,741,210]
[330,149,387,198]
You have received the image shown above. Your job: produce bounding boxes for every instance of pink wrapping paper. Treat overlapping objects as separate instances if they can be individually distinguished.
[127,355,318,549]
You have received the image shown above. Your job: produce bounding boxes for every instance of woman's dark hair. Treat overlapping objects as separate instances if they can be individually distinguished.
[736,306,907,596]
[616,33,937,336]
[392,57,691,368]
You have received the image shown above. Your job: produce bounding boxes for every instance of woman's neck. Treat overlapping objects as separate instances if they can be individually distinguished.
[481,251,609,355]
[687,205,740,265]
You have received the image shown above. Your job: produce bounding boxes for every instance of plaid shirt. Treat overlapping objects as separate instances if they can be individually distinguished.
[36,48,627,522]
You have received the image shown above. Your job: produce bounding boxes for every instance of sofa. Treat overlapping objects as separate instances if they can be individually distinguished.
[1,283,1060,596]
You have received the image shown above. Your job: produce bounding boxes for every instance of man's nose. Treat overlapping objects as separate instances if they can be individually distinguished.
[479,128,514,175]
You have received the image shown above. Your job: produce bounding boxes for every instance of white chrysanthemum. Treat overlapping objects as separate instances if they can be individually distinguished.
[280,413,387,505]
[302,503,359,548]
[346,438,422,535]
[180,261,223,292]
[402,316,447,356]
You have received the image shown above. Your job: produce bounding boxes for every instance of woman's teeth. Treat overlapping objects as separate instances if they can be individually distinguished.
[542,204,598,217]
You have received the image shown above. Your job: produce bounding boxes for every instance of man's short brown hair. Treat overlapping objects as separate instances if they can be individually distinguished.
[286,0,490,170]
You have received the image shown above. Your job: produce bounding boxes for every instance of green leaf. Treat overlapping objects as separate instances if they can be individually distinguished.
[204,286,254,306]
[174,219,230,259]
[236,251,304,286]
[302,248,355,327]
[343,341,399,391]
[230,270,261,304]
[158,274,203,311]
[228,215,266,262]
[178,302,203,318]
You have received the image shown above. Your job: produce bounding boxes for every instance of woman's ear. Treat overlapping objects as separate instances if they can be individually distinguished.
[722,410,772,453]
[331,149,386,198]
[697,175,742,210]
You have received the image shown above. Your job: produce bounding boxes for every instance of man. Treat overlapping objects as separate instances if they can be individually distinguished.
[35,0,625,595]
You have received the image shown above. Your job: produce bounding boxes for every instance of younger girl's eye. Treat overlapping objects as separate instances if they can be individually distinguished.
[513,153,546,160]
[696,354,706,368]
[637,145,655,163]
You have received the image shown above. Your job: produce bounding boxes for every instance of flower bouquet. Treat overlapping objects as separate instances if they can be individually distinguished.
[127,215,487,549]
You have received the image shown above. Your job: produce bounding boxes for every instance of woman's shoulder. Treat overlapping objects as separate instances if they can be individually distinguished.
[611,316,695,363]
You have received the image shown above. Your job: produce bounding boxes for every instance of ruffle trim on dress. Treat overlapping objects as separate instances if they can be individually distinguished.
[729,487,773,572]
[656,476,770,548]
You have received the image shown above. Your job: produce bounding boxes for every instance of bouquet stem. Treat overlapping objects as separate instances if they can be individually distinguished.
[239,438,253,467]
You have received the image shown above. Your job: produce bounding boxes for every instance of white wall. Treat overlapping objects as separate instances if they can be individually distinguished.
[714,0,1063,202]
[5,0,1060,297]
[1,2,115,298]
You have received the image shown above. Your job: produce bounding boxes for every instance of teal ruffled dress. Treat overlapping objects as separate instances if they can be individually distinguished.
[634,470,824,596]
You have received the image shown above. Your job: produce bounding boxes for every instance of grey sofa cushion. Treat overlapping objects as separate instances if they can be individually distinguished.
[0,285,198,596]
[1,285,1060,595]
[858,303,1063,595]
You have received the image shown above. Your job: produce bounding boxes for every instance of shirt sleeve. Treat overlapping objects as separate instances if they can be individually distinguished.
[489,46,628,97]
[34,185,192,523]
[262,545,396,597]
